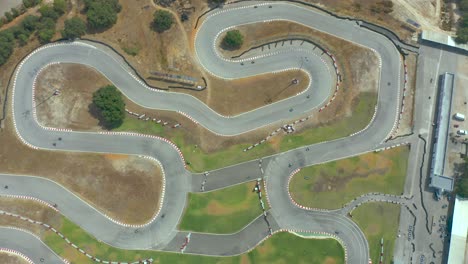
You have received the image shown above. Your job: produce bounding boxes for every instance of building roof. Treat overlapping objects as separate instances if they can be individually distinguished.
[429,72,455,191]
[447,196,468,264]
[421,31,468,52]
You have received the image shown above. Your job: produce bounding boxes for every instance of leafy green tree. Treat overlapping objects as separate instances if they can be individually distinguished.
[23,0,42,8]
[11,8,20,18]
[456,27,468,44]
[53,0,67,14]
[37,17,56,43]
[4,12,14,22]
[39,4,60,20]
[61,17,86,39]
[83,0,121,12]
[208,0,226,6]
[0,30,15,65]
[21,15,40,32]
[86,2,118,30]
[152,10,173,33]
[222,30,243,49]
[460,0,468,12]
[92,85,125,128]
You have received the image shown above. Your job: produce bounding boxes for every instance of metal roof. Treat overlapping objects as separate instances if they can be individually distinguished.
[421,31,468,52]
[429,73,455,191]
[447,196,468,264]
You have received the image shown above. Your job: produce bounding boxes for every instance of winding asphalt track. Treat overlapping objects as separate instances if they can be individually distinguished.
[0,2,405,263]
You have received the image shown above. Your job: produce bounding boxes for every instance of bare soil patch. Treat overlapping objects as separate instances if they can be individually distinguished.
[0,253,29,264]
[395,53,417,136]
[0,197,60,236]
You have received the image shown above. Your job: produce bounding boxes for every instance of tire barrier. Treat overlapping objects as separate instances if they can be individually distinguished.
[222,0,418,55]
[179,233,191,253]
[388,56,410,140]
[254,179,273,236]
[125,108,181,128]
[0,246,35,264]
[374,141,410,153]
[0,211,153,264]
[417,135,431,234]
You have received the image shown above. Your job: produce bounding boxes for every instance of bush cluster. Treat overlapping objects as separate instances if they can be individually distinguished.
[370,0,394,14]
[61,17,86,39]
[456,0,468,43]
[152,10,174,33]
[456,158,468,198]
[92,85,126,128]
[84,0,121,30]
[222,30,243,50]
[0,0,66,66]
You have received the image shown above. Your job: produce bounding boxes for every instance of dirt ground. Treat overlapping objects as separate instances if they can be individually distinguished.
[0,253,29,264]
[395,53,417,136]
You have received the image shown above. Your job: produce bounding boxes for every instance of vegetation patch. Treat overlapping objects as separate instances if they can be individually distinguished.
[289,146,409,209]
[179,181,266,233]
[152,10,174,33]
[352,203,400,264]
[222,30,244,50]
[455,158,468,198]
[61,17,87,39]
[44,217,344,263]
[84,0,121,31]
[92,85,126,128]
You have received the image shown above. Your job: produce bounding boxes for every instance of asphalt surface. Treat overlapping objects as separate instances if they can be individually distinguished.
[0,2,406,263]
[0,227,65,264]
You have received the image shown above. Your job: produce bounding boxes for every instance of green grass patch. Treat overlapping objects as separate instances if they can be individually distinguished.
[114,92,376,172]
[179,181,267,233]
[289,146,409,209]
[352,203,400,264]
[44,217,344,264]
[114,117,165,135]
[122,44,140,56]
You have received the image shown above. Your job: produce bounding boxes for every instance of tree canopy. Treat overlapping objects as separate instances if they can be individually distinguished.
[222,30,243,50]
[92,85,126,128]
[456,0,468,43]
[62,17,86,39]
[23,0,42,8]
[85,0,121,30]
[456,158,468,198]
[152,10,173,33]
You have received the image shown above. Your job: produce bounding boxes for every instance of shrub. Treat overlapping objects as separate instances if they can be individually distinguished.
[222,30,243,49]
[0,30,15,65]
[37,17,56,43]
[53,0,67,15]
[11,8,20,18]
[39,4,60,20]
[61,17,86,39]
[4,12,14,22]
[23,0,42,8]
[21,15,40,32]
[92,85,126,128]
[84,0,121,31]
[152,10,173,33]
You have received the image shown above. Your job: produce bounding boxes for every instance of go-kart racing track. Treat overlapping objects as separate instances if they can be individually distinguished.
[0,2,407,264]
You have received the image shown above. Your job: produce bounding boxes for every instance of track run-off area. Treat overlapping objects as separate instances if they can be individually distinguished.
[0,2,406,264]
